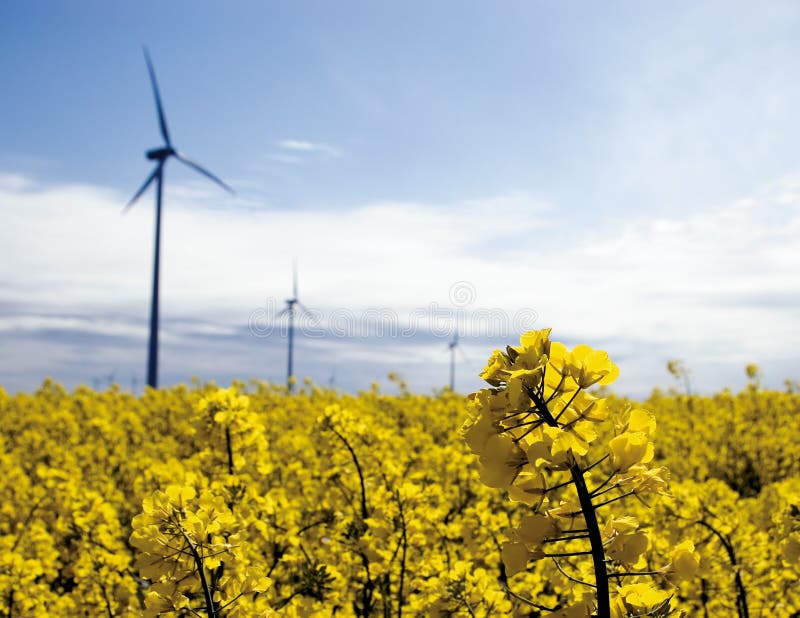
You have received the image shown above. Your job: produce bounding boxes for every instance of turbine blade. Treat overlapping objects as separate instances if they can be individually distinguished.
[457,345,471,365]
[296,301,311,315]
[174,152,235,194]
[143,47,171,146]
[123,166,160,212]
[292,259,298,299]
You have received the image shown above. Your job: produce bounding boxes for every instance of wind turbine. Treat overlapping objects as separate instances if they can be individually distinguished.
[447,333,470,391]
[91,368,116,391]
[279,260,310,392]
[125,47,234,389]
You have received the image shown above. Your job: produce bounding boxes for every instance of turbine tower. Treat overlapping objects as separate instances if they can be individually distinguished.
[125,47,234,389]
[279,260,310,392]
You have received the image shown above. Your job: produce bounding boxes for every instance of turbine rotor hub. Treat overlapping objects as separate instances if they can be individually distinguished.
[146,146,175,161]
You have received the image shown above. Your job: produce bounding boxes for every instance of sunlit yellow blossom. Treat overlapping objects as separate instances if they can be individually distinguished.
[507,472,547,507]
[616,465,669,495]
[606,529,649,565]
[626,408,656,436]
[477,434,527,488]
[610,583,670,618]
[479,349,512,386]
[547,500,583,521]
[609,432,654,472]
[565,344,620,388]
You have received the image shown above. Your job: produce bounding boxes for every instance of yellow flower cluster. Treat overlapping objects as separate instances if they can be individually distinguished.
[130,484,272,617]
[464,329,697,617]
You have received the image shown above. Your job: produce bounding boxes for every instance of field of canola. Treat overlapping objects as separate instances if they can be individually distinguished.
[1,328,799,617]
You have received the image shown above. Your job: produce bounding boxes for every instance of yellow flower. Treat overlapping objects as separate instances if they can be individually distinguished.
[611,583,670,618]
[477,434,527,489]
[609,432,654,472]
[606,530,649,565]
[616,465,669,495]
[547,500,582,521]
[501,541,530,577]
[565,344,620,388]
[479,349,512,386]
[626,408,656,437]
[518,328,552,357]
[665,539,700,581]
[462,411,498,455]
[507,472,547,507]
[603,516,640,536]
[516,514,557,548]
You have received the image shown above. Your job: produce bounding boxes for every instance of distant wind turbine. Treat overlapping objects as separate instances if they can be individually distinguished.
[279,260,311,393]
[124,47,234,389]
[447,333,469,391]
[91,368,117,391]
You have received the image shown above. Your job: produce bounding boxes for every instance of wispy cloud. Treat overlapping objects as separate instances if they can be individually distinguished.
[276,139,342,158]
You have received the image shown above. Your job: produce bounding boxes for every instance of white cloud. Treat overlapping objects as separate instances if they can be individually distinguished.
[0,173,33,191]
[276,139,342,158]
[1,171,798,394]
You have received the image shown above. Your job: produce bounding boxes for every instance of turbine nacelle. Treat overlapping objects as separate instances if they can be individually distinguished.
[125,50,234,213]
[146,146,175,161]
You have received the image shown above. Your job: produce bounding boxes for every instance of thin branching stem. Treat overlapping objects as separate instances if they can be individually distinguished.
[593,491,635,509]
[542,534,591,544]
[543,550,594,558]
[693,519,749,618]
[590,472,618,497]
[330,427,369,520]
[552,557,597,588]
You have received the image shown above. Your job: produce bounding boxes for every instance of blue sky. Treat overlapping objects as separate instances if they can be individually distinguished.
[2,1,799,395]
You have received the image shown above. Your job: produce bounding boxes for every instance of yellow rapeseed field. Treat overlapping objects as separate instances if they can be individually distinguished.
[1,329,798,616]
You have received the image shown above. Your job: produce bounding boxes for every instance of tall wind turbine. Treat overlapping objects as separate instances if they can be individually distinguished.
[279,261,310,392]
[125,47,234,389]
